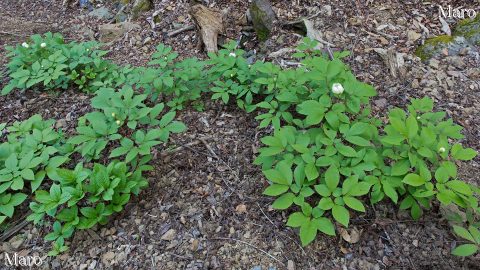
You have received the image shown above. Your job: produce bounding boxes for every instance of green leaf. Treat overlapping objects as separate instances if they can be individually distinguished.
[286,212,307,228]
[451,144,477,161]
[167,121,187,133]
[336,143,357,157]
[343,196,365,212]
[452,244,478,257]
[297,100,325,126]
[406,115,418,138]
[453,225,475,242]
[305,163,319,181]
[271,193,295,210]
[391,159,410,176]
[446,180,472,196]
[299,219,317,246]
[263,184,289,196]
[332,205,349,227]
[10,193,27,206]
[325,165,340,191]
[402,173,425,187]
[21,169,35,180]
[345,136,370,147]
[313,217,336,236]
[382,182,398,203]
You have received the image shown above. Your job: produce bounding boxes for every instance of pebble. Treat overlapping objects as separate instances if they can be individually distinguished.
[101,251,115,264]
[287,260,295,270]
[161,229,176,241]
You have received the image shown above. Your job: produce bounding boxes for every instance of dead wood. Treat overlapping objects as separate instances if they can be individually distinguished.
[189,4,224,53]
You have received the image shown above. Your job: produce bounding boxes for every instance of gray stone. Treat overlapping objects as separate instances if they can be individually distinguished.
[132,0,153,19]
[249,0,276,41]
[98,22,141,43]
[88,7,114,21]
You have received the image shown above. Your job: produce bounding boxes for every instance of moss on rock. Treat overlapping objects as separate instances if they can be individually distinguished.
[414,35,454,60]
[454,15,480,45]
[132,0,153,19]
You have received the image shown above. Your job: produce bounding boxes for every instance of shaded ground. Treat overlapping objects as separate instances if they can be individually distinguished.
[1,0,480,269]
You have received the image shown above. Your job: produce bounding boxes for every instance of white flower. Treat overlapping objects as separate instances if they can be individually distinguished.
[116,120,121,125]
[417,116,420,120]
[40,42,46,48]
[439,147,446,153]
[230,73,234,77]
[229,52,236,57]
[332,83,344,94]
[22,42,29,48]
[111,112,116,117]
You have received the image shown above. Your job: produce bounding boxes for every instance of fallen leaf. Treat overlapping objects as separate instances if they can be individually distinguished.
[235,204,247,213]
[339,227,362,244]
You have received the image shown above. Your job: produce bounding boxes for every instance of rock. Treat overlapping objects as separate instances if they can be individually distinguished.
[374,98,387,109]
[453,16,480,45]
[98,22,141,43]
[407,30,421,42]
[161,229,176,241]
[235,204,247,213]
[249,0,276,41]
[287,260,295,270]
[9,237,24,250]
[415,34,478,61]
[429,58,440,69]
[79,263,88,270]
[88,7,114,21]
[102,251,115,264]
[115,12,128,23]
[56,119,67,128]
[132,0,153,19]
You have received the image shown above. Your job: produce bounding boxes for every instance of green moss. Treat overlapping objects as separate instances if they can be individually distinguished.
[132,0,153,19]
[414,35,454,60]
[453,15,480,45]
[250,5,270,41]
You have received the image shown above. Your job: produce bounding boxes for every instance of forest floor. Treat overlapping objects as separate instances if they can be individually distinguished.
[1,0,480,269]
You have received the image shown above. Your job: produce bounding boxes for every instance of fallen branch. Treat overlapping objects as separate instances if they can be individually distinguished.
[167,25,195,37]
[0,214,30,242]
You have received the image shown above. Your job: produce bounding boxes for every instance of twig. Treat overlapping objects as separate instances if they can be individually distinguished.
[167,25,195,37]
[326,46,334,60]
[199,138,220,160]
[209,237,285,266]
[0,218,30,242]
[160,137,211,157]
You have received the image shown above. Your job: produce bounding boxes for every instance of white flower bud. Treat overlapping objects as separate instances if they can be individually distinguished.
[332,83,344,94]
[111,112,116,117]
[230,73,234,77]
[439,147,446,153]
[22,42,29,48]
[40,43,46,48]
[417,116,420,120]
[116,120,121,125]
[229,52,236,57]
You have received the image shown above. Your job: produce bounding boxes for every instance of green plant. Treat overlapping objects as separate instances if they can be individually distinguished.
[452,224,480,256]
[32,85,185,254]
[376,97,478,219]
[0,115,68,224]
[2,32,120,95]
[2,34,479,258]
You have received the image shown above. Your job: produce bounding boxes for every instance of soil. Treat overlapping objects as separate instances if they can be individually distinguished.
[1,0,480,269]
